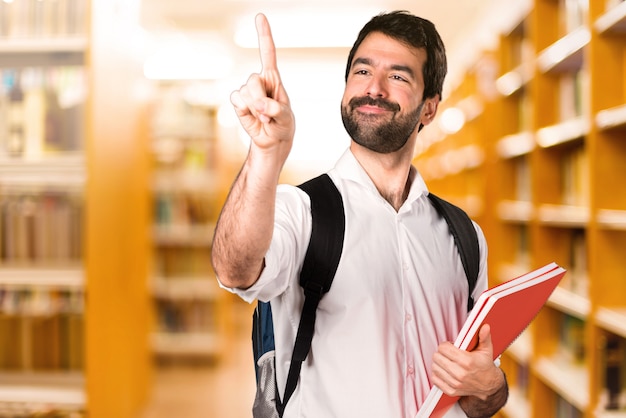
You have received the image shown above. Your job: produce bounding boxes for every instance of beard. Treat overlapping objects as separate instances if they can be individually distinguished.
[341,96,424,154]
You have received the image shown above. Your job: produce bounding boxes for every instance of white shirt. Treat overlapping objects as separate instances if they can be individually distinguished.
[222,149,488,418]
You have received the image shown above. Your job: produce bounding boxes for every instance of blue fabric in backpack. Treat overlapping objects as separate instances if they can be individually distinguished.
[252,301,274,382]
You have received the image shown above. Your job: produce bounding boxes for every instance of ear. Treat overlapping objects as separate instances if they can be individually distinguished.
[419,95,440,127]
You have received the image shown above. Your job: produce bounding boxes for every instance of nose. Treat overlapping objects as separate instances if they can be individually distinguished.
[366,74,387,98]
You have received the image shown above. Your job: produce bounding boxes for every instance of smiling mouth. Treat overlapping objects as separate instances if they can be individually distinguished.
[355,105,390,115]
[349,96,400,114]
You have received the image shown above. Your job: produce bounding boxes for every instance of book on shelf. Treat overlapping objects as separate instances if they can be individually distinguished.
[0,288,84,371]
[560,145,589,207]
[416,262,567,418]
[515,88,533,133]
[0,66,85,159]
[558,70,588,123]
[606,0,626,12]
[559,313,585,364]
[515,224,530,267]
[0,192,83,263]
[559,0,588,35]
[603,334,625,411]
[556,394,583,418]
[515,362,530,396]
[0,0,86,40]
[514,156,531,202]
[563,229,588,298]
[156,298,217,334]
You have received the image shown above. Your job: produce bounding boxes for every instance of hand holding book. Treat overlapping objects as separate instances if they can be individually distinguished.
[416,262,567,418]
[431,324,502,396]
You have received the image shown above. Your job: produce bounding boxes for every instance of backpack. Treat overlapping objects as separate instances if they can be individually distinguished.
[251,173,480,418]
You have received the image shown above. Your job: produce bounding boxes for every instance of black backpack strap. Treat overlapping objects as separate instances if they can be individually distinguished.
[427,193,480,311]
[277,173,345,416]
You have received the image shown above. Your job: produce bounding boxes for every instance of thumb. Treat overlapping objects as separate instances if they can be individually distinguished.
[476,324,494,356]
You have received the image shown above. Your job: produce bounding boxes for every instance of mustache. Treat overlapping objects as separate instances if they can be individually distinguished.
[349,96,400,112]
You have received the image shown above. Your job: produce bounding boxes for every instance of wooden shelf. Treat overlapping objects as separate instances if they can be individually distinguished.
[547,286,591,319]
[153,223,215,247]
[151,277,220,300]
[435,145,485,176]
[151,332,221,357]
[444,2,626,417]
[153,168,219,193]
[0,2,187,417]
[536,117,589,148]
[594,2,626,34]
[429,195,482,218]
[536,27,590,73]
[0,267,84,290]
[597,209,626,230]
[59,2,153,416]
[496,132,535,159]
[537,204,590,227]
[596,104,626,131]
[595,307,626,338]
[496,62,533,97]
[0,37,87,53]
[149,89,228,366]
[0,372,85,412]
[533,356,589,412]
[595,411,626,418]
[0,154,85,189]
[0,37,86,67]
[497,200,534,223]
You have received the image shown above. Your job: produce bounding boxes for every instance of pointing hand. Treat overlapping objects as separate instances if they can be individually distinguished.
[230,14,295,163]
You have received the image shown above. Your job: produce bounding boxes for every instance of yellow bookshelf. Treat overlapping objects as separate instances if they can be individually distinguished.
[148,83,231,363]
[589,1,626,416]
[416,52,498,222]
[415,0,626,416]
[0,1,152,417]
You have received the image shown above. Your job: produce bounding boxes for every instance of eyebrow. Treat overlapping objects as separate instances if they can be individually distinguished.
[352,57,416,79]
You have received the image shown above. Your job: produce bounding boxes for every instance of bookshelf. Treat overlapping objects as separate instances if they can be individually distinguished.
[414,0,626,416]
[149,83,230,362]
[0,1,152,417]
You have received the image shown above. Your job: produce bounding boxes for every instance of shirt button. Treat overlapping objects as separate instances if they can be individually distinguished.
[402,262,409,270]
[407,365,415,375]
[405,313,412,322]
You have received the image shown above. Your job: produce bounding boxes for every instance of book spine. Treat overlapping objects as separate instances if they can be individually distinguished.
[0,1,89,40]
[0,288,85,371]
[604,335,623,410]
[559,314,586,363]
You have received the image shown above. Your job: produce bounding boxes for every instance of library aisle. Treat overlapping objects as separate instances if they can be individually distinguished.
[140,299,257,418]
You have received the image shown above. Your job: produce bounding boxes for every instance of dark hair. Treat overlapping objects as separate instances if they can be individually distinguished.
[345,10,448,101]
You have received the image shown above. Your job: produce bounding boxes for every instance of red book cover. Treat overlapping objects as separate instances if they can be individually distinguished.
[416,262,567,418]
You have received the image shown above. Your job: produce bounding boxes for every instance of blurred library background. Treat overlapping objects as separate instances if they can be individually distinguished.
[1,0,626,417]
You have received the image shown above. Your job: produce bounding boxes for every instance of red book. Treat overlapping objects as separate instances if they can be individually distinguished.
[416,262,567,418]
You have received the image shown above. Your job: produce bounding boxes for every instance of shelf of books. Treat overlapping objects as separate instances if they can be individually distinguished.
[415,0,626,416]
[415,53,498,224]
[1,1,152,417]
[590,2,626,417]
[149,83,230,363]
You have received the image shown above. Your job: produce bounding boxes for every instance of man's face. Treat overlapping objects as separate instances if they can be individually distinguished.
[341,32,431,154]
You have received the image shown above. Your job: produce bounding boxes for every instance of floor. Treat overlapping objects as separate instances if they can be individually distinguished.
[139,300,257,418]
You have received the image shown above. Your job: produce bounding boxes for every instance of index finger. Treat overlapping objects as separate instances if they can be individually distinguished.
[255,13,278,76]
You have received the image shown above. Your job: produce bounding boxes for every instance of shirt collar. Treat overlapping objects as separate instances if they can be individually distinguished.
[332,148,430,205]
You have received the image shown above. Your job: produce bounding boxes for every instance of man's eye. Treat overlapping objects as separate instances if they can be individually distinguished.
[392,75,407,82]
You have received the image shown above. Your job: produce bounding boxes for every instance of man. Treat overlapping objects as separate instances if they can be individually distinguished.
[212,11,508,418]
